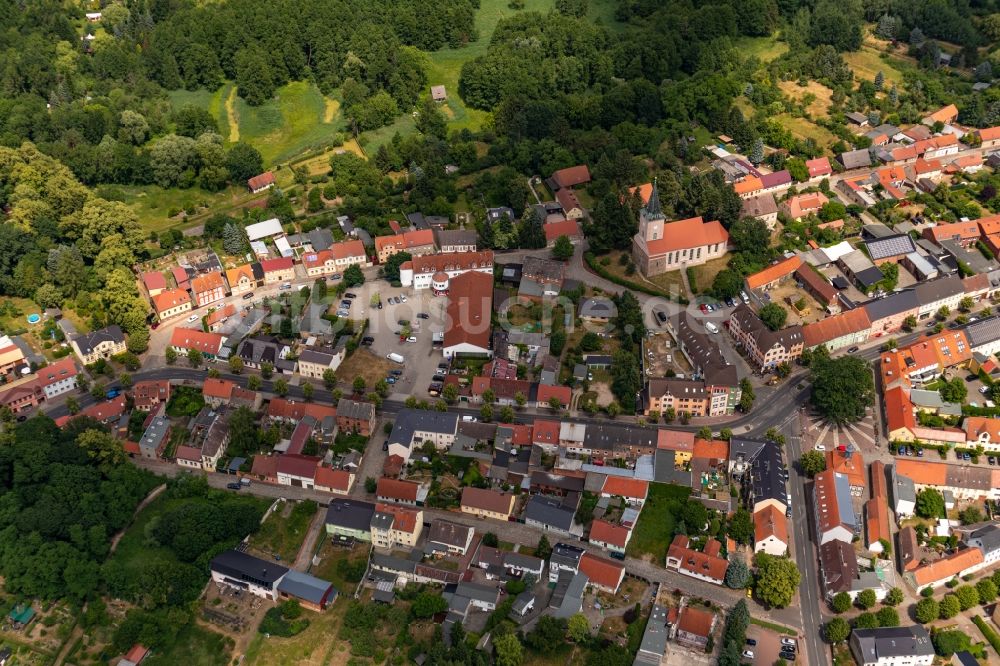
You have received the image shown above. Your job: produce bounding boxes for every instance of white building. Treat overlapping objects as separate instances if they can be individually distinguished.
[849,626,934,666]
[36,358,78,399]
[399,250,494,291]
[245,218,284,242]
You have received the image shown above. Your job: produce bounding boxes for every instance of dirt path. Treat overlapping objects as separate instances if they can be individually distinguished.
[52,626,80,666]
[293,508,327,571]
[323,99,340,124]
[109,483,167,553]
[226,87,240,143]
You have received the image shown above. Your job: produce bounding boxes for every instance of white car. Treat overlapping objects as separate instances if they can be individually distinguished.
[400,294,407,303]
[780,638,797,648]
[814,444,826,451]
[406,336,417,343]
[742,651,754,660]
[186,314,200,323]
[980,386,990,394]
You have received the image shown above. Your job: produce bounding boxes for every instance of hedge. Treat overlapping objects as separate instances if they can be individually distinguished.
[584,252,688,304]
[973,615,1000,656]
[750,617,798,636]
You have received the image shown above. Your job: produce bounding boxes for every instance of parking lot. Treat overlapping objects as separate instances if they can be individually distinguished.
[342,281,449,397]
[744,624,799,665]
[643,331,691,378]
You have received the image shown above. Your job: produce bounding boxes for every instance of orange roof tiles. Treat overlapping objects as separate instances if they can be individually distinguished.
[734,176,763,196]
[544,219,582,242]
[142,272,166,291]
[745,256,803,290]
[826,448,866,489]
[601,476,649,500]
[203,377,237,400]
[978,213,1000,237]
[783,192,828,219]
[814,469,850,535]
[226,264,257,287]
[802,307,871,348]
[152,288,191,314]
[923,220,980,244]
[642,215,728,255]
[629,182,654,205]
[667,535,728,582]
[408,250,493,275]
[964,416,1000,443]
[866,496,890,548]
[169,327,224,354]
[191,270,225,294]
[806,157,833,178]
[589,519,630,549]
[657,429,695,452]
[676,606,715,639]
[537,383,571,406]
[36,357,77,388]
[692,438,729,460]
[977,126,1000,142]
[551,165,591,188]
[925,104,959,125]
[315,467,352,492]
[533,419,560,445]
[883,386,916,435]
[579,552,625,591]
[206,303,236,327]
[444,271,493,351]
[754,505,788,545]
[913,547,983,586]
[375,502,420,534]
[376,477,419,502]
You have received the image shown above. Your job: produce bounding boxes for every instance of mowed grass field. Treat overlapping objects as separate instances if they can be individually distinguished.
[734,33,789,62]
[843,44,907,86]
[778,80,834,117]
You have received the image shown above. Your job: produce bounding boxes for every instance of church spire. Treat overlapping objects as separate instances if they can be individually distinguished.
[644,177,663,220]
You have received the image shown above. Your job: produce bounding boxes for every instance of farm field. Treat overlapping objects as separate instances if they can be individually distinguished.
[843,45,907,86]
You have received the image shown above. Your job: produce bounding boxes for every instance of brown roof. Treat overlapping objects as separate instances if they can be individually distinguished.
[444,271,493,351]
[819,539,859,595]
[897,526,920,572]
[601,476,649,500]
[203,378,237,400]
[461,487,514,516]
[589,519,630,548]
[676,606,715,639]
[408,250,493,276]
[667,535,728,582]
[551,165,591,189]
[753,505,788,545]
[544,219,582,242]
[375,503,420,534]
[315,467,352,492]
[247,171,275,190]
[578,552,625,591]
[746,256,803,290]
[866,496,891,547]
[657,429,695,452]
[376,477,419,502]
[251,455,279,478]
[794,265,839,306]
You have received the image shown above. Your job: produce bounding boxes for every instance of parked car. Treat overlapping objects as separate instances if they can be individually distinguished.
[400,294,407,302]
[655,311,667,325]
[432,374,445,382]
[186,314,200,323]
[814,444,826,451]
[377,301,383,309]
[243,292,255,300]
[847,346,859,353]
[964,451,972,461]
[106,388,121,400]
[344,292,357,299]
[745,639,757,646]
[279,282,292,290]
[981,385,990,394]
[417,312,430,319]
[390,370,403,376]
[406,336,418,343]
[383,440,389,451]
[226,482,242,490]
[780,639,797,648]
[336,309,350,317]
[699,304,709,314]
[386,377,397,384]
[990,456,997,465]
[361,336,374,346]
[742,651,754,660]
[967,374,979,381]
[330,273,342,280]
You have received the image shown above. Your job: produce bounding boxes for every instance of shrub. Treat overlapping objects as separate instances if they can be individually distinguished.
[258,601,310,637]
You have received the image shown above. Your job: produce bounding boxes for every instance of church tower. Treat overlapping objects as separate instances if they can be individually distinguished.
[637,179,665,243]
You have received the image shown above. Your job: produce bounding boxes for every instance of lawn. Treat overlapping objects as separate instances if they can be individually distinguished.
[598,250,687,299]
[309,540,371,592]
[243,599,349,666]
[688,255,730,296]
[774,114,839,148]
[248,500,318,563]
[843,45,907,87]
[118,184,244,233]
[778,80,834,117]
[168,85,231,141]
[626,483,691,562]
[234,81,343,166]
[734,33,789,62]
[335,348,392,388]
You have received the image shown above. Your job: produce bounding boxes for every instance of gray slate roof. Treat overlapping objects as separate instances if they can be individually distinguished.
[74,325,125,355]
[388,408,458,450]
[851,626,933,661]
[325,499,376,532]
[277,570,335,604]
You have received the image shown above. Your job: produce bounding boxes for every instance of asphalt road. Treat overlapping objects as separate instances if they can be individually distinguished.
[781,408,828,666]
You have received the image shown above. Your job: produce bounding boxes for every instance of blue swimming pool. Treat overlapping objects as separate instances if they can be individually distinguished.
[26,313,40,324]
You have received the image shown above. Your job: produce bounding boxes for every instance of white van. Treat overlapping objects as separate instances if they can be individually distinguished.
[386,352,405,363]
[705,322,719,334]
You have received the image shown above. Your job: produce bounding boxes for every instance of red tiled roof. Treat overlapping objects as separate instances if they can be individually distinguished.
[578,552,625,591]
[692,438,729,460]
[331,239,367,260]
[677,606,715,638]
[375,502,421,534]
[657,429,695,452]
[169,327,224,354]
[925,104,958,125]
[203,377,236,400]
[191,270,225,295]
[260,257,294,273]
[589,519,630,548]
[172,266,190,286]
[247,171,275,190]
[745,256,803,290]
[315,467,352,492]
[444,272,493,351]
[601,476,649,500]
[543,219,581,242]
[276,454,321,480]
[251,455,279,478]
[826,447,866,488]
[36,357,77,388]
[551,165,591,188]
[643,217,729,256]
[923,220,980,244]
[377,477,419,502]
[461,487,514,515]
[913,548,984,586]
[206,303,236,327]
[806,157,832,178]
[175,445,202,462]
[536,384,571,406]
[142,272,167,291]
[977,126,1000,142]
[533,419,560,445]
[80,395,127,423]
[152,288,190,314]
[132,379,169,407]
[266,397,337,421]
[802,308,871,348]
[754,505,788,545]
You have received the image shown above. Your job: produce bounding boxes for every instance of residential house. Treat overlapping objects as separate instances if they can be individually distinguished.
[745,256,802,293]
[132,379,170,412]
[524,495,576,535]
[226,263,263,295]
[71,325,127,365]
[376,477,421,506]
[819,539,860,599]
[601,476,649,505]
[427,519,475,556]
[727,304,804,371]
[200,409,231,471]
[434,229,478,253]
[753,505,788,556]
[170,328,226,360]
[675,606,717,651]
[578,552,625,594]
[275,454,322,489]
[780,192,828,220]
[460,487,515,521]
[922,104,959,127]
[371,503,423,549]
[894,458,1000,501]
[547,165,591,190]
[211,549,287,601]
[374,229,436,263]
[548,543,585,583]
[142,271,167,297]
[138,412,171,460]
[588,519,631,555]
[0,376,44,413]
[36,357,78,400]
[303,241,369,276]
[314,467,354,495]
[890,465,917,517]
[543,218,583,245]
[665,535,728,586]
[297,346,345,380]
[191,271,226,308]
[962,416,1000,451]
[152,288,192,320]
[806,157,833,180]
[909,547,986,591]
[325,499,376,541]
[579,297,616,323]
[336,398,376,436]
[261,257,295,284]
[850,626,934,666]
[519,256,565,300]
[237,336,295,373]
[247,171,276,193]
[802,308,871,351]
[632,183,728,277]
[864,290,919,335]
[740,193,779,229]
